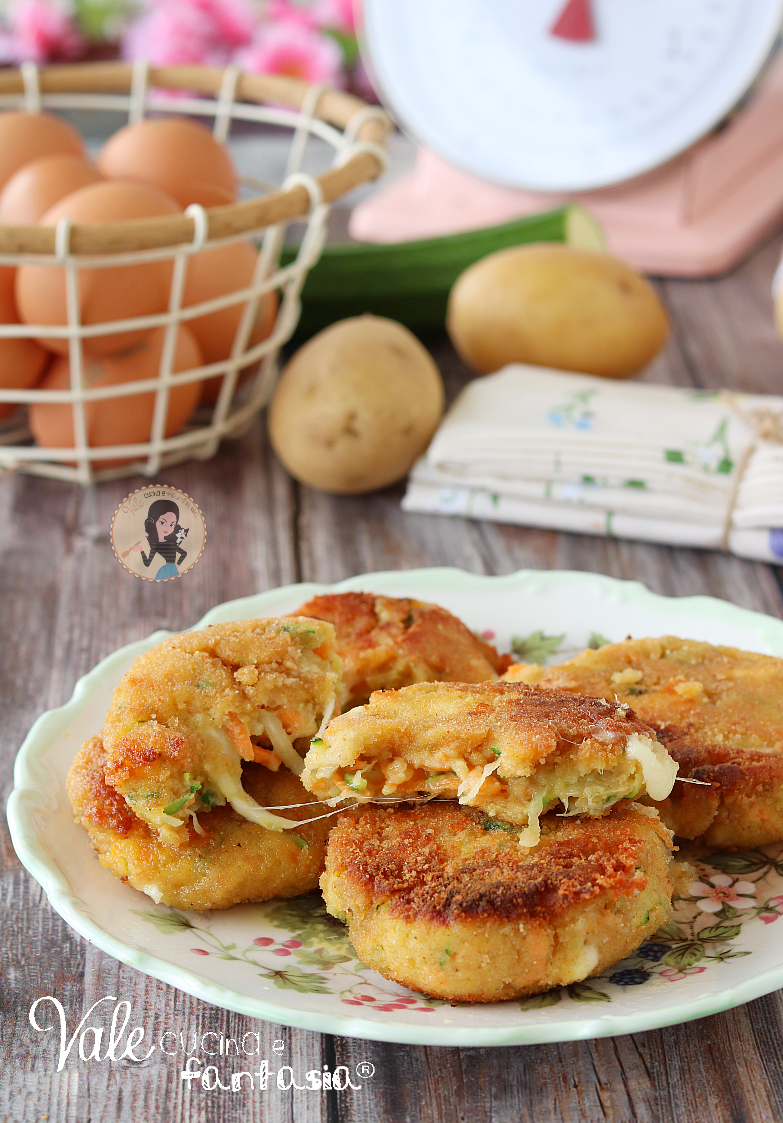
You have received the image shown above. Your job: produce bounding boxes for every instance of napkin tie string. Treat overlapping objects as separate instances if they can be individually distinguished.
[719,391,783,550]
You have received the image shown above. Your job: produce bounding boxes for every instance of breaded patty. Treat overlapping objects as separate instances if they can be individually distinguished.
[291,593,511,709]
[68,737,333,911]
[504,636,783,848]
[102,617,342,846]
[321,801,673,1002]
[302,681,677,845]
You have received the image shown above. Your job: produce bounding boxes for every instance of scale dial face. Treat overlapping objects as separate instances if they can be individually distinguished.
[361,0,783,190]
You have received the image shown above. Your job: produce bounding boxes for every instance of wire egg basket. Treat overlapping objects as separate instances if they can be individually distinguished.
[0,60,390,484]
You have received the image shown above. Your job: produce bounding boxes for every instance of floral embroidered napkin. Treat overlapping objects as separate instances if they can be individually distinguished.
[402,365,783,562]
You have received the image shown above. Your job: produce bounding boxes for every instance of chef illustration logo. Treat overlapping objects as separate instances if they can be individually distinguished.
[111,486,206,582]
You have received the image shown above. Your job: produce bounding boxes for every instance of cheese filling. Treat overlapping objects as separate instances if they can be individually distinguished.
[255,710,305,777]
[625,732,678,801]
[304,732,677,846]
[185,715,300,832]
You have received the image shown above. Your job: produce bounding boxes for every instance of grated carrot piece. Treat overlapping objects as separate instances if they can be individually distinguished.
[224,711,255,762]
[274,707,303,730]
[252,745,281,772]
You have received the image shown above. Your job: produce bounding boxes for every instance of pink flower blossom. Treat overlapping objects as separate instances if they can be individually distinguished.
[264,0,357,35]
[122,1,224,65]
[235,19,344,86]
[122,0,253,67]
[760,913,779,925]
[661,965,707,983]
[689,874,756,914]
[0,0,83,65]
[264,0,317,29]
[194,0,255,48]
[311,0,356,35]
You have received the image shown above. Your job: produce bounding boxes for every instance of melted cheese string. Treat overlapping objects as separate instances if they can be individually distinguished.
[457,756,502,802]
[257,710,305,777]
[625,733,678,801]
[190,715,300,831]
[316,694,336,738]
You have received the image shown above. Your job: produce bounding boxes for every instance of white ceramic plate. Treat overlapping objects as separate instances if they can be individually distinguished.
[9,568,783,1047]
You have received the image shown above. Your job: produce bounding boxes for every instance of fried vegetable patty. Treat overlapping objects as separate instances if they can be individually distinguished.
[68,737,333,911]
[321,802,673,1002]
[301,681,677,845]
[505,636,783,848]
[102,617,342,845]
[291,592,511,709]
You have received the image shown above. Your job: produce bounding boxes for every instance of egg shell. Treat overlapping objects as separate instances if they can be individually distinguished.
[0,154,104,225]
[0,111,85,193]
[29,324,202,466]
[0,266,49,420]
[182,240,278,403]
[97,117,237,209]
[16,181,181,357]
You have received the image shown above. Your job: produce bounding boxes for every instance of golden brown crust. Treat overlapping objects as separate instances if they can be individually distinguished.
[100,616,342,846]
[292,593,512,708]
[302,680,665,824]
[67,737,333,911]
[326,803,663,924]
[321,802,673,1002]
[310,679,656,770]
[506,636,783,847]
[68,736,136,834]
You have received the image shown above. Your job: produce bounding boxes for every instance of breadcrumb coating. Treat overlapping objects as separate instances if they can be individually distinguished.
[68,737,333,910]
[102,617,342,845]
[302,680,676,844]
[505,636,783,848]
[291,593,511,709]
[322,801,673,1002]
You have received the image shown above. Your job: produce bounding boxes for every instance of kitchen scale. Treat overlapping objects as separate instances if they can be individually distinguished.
[352,0,783,275]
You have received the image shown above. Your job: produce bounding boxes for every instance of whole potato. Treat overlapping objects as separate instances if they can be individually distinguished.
[268,316,444,494]
[447,244,669,378]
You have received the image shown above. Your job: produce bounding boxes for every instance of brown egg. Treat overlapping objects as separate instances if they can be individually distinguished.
[97,117,237,209]
[0,111,85,193]
[16,181,181,357]
[0,266,49,420]
[0,154,104,225]
[182,241,278,403]
[29,324,202,465]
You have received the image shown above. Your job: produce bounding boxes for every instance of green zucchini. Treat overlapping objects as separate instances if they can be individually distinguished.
[281,204,604,341]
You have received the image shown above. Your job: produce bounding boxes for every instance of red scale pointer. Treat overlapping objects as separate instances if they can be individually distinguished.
[550,0,596,42]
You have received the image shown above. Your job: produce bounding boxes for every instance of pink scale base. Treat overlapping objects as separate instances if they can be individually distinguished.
[351,55,783,277]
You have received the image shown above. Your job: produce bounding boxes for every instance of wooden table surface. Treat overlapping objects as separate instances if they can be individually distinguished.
[4,212,783,1123]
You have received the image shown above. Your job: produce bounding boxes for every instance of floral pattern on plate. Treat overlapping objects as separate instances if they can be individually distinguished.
[129,845,783,1013]
[11,568,783,1044]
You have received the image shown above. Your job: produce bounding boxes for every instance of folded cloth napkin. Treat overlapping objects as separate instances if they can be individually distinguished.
[402,365,783,563]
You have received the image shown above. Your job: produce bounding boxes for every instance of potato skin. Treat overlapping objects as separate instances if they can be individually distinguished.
[447,244,669,378]
[268,315,444,494]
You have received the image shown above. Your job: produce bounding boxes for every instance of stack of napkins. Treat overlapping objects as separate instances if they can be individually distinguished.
[403,365,783,563]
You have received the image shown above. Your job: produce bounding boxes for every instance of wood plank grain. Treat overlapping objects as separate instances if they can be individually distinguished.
[0,421,334,1123]
[5,215,783,1123]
